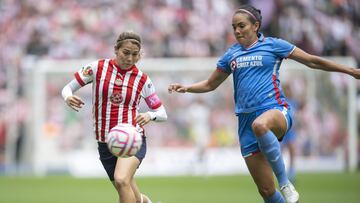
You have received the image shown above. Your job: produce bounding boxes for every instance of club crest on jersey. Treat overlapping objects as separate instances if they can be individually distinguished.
[82,66,93,77]
[110,92,123,105]
[114,78,123,86]
[230,60,237,72]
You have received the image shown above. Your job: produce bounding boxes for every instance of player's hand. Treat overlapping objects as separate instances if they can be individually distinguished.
[65,95,85,112]
[136,113,151,126]
[351,68,360,79]
[168,83,187,93]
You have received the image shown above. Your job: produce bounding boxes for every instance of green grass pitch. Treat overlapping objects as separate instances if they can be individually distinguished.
[1,172,360,203]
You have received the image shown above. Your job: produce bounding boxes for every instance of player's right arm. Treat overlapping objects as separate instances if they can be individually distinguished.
[62,80,84,112]
[61,62,97,111]
[168,69,229,93]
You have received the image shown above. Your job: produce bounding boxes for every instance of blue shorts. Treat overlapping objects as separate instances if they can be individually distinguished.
[98,136,147,181]
[281,128,296,145]
[237,105,293,158]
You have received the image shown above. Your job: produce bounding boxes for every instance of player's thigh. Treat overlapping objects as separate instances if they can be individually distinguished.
[114,156,140,181]
[245,152,276,195]
[254,109,287,138]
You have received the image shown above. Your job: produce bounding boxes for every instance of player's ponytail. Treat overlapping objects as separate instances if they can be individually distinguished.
[235,5,262,33]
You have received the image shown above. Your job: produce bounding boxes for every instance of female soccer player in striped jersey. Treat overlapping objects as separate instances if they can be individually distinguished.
[168,5,360,203]
[62,31,167,203]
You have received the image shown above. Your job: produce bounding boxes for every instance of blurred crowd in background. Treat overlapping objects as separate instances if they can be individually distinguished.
[1,0,360,60]
[1,0,360,171]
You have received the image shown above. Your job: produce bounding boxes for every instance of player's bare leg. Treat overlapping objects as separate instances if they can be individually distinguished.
[131,179,153,203]
[245,152,284,202]
[113,156,140,203]
[252,109,299,202]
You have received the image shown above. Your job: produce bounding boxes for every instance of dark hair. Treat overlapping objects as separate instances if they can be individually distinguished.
[114,31,142,50]
[234,5,262,31]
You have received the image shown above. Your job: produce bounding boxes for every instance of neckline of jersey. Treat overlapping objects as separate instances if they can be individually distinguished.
[111,59,135,73]
[239,33,265,50]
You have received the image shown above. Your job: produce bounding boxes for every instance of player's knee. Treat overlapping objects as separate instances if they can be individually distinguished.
[113,175,131,190]
[251,120,269,136]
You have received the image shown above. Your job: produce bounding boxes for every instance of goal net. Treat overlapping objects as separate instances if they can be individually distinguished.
[27,57,357,177]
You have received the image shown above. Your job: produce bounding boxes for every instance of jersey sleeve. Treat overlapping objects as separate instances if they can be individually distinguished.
[216,52,232,74]
[272,38,296,59]
[141,77,162,110]
[73,61,97,86]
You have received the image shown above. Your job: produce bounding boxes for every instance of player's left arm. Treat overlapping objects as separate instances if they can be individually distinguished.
[289,47,360,79]
[136,78,167,126]
[136,101,167,126]
[137,105,167,126]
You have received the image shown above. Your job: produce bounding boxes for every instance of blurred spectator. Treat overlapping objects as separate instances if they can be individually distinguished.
[187,97,211,174]
[1,0,358,61]
[25,29,49,56]
[0,107,6,173]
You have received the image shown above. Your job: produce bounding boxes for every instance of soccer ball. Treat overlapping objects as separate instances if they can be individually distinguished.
[107,123,143,158]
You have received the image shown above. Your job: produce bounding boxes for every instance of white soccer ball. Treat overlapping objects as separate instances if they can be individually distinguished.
[107,123,143,158]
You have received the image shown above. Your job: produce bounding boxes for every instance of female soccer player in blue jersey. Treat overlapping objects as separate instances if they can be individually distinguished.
[168,5,360,203]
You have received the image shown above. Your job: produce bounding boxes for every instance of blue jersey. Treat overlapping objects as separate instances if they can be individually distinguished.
[217,33,295,114]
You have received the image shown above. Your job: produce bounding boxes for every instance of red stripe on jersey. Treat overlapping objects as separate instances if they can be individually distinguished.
[131,108,137,126]
[100,64,114,142]
[95,60,105,140]
[272,74,281,105]
[109,65,123,132]
[122,69,139,123]
[132,73,148,126]
[74,72,86,86]
[272,74,288,108]
[284,101,288,108]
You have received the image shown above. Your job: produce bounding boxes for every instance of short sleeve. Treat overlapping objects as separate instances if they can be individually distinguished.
[74,61,97,86]
[216,52,232,74]
[141,77,162,109]
[272,38,296,59]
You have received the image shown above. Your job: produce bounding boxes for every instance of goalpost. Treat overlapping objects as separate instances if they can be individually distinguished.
[25,57,357,176]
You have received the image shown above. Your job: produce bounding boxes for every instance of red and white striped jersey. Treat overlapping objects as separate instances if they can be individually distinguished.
[73,58,162,142]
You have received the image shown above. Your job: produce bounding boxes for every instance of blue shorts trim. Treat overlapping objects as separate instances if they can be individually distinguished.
[237,105,293,157]
[281,128,296,145]
[98,136,147,181]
